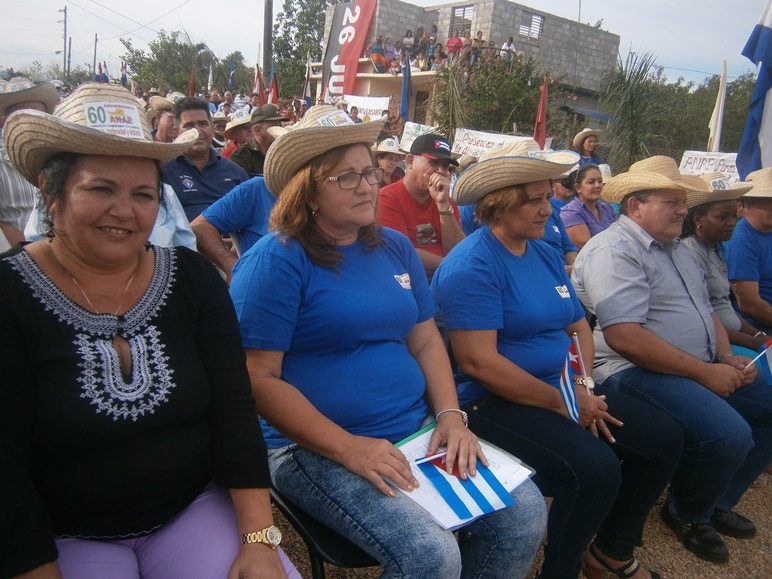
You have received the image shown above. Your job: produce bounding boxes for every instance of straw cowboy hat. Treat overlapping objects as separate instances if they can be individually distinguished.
[684,172,753,208]
[601,156,711,204]
[3,83,197,186]
[452,139,580,206]
[0,77,60,114]
[263,105,384,196]
[372,137,405,156]
[572,128,602,151]
[148,91,186,113]
[223,108,252,140]
[742,167,772,198]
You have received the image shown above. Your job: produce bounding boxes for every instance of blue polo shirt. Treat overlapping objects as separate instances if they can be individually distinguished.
[162,148,248,223]
[725,217,772,323]
[201,177,277,255]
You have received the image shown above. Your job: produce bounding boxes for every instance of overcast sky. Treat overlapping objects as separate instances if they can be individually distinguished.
[0,0,765,86]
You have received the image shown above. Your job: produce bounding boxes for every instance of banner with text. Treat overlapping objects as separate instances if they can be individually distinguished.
[452,128,552,158]
[680,151,740,182]
[321,0,376,102]
[344,94,390,122]
[400,121,436,152]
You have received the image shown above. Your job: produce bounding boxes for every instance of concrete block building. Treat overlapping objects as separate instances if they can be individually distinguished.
[320,0,620,125]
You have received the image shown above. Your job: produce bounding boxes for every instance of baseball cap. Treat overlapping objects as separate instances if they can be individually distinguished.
[409,133,458,165]
[251,104,289,124]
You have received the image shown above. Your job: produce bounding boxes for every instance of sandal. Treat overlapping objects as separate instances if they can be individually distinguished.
[583,542,663,579]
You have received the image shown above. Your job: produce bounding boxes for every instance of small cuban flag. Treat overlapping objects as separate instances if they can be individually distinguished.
[559,343,581,422]
[752,339,772,384]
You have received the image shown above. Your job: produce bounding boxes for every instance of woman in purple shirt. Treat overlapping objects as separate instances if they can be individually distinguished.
[561,164,617,250]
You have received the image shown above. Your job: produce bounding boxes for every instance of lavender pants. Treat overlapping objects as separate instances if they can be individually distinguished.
[55,483,299,579]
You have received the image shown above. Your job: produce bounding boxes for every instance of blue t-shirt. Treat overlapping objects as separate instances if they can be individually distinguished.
[202,177,277,255]
[230,228,434,447]
[433,227,585,405]
[725,217,772,320]
[162,148,249,223]
[544,198,577,257]
[459,204,478,236]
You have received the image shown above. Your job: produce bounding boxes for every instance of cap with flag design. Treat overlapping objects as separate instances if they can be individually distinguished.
[409,133,459,165]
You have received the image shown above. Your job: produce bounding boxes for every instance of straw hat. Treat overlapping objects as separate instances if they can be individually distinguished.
[372,137,405,156]
[452,139,581,206]
[743,167,772,198]
[148,91,186,113]
[212,111,230,125]
[600,156,711,204]
[223,108,252,140]
[683,172,752,208]
[263,105,384,196]
[2,83,197,185]
[0,77,60,114]
[572,128,602,151]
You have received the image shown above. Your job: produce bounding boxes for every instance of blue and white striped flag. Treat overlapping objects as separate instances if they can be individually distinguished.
[737,0,772,178]
[559,350,580,422]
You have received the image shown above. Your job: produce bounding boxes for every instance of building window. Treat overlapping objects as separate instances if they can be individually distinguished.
[519,11,544,46]
[449,5,474,35]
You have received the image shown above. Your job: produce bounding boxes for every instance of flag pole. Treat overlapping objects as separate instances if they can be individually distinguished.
[571,332,593,396]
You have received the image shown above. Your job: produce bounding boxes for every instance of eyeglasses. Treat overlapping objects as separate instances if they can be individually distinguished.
[327,168,384,190]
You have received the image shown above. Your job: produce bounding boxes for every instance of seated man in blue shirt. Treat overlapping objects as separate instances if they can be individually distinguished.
[190,177,276,284]
[572,156,772,564]
[725,168,772,332]
[161,97,248,223]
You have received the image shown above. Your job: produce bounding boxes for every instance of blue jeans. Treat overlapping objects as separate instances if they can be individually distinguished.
[268,444,546,579]
[603,367,772,523]
[464,386,682,578]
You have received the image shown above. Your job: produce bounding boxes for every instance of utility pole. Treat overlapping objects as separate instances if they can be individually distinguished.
[59,6,67,78]
[67,37,72,81]
[263,0,272,81]
[93,34,98,81]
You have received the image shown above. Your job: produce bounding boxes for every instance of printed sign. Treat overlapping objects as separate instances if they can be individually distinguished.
[343,94,390,121]
[680,151,740,182]
[452,128,551,158]
[83,102,144,139]
[400,121,436,152]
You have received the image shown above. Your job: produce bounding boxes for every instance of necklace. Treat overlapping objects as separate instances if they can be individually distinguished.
[47,244,139,316]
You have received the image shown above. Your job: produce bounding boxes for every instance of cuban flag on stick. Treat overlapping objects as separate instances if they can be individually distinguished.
[559,346,580,423]
[400,53,413,122]
[744,338,772,383]
[737,0,772,178]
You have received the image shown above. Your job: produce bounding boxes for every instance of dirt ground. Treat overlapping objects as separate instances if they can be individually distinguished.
[274,471,772,578]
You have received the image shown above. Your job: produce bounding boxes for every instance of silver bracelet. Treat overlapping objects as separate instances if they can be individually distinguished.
[435,408,468,426]
[754,331,767,338]
[717,352,733,362]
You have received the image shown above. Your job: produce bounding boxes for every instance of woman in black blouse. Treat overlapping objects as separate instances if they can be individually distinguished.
[0,84,295,578]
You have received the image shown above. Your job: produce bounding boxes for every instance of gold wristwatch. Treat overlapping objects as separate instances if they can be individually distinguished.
[241,525,282,549]
[573,376,595,390]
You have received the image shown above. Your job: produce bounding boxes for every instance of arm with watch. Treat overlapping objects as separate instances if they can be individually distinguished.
[228,488,287,579]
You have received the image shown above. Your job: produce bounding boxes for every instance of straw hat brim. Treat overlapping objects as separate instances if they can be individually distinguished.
[0,82,60,115]
[573,129,602,151]
[264,118,384,196]
[452,153,579,206]
[2,109,198,185]
[601,172,710,204]
[224,119,252,140]
[148,95,173,112]
[686,184,752,209]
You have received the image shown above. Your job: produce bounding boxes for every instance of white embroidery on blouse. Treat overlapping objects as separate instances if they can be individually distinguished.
[10,247,178,421]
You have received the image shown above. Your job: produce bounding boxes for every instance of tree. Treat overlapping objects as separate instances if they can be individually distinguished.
[598,52,671,171]
[429,57,584,147]
[272,0,341,98]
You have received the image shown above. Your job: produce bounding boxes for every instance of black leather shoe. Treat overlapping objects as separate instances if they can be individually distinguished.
[711,509,757,539]
[660,504,729,563]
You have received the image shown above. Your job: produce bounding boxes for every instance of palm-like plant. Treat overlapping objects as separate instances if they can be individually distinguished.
[599,52,670,171]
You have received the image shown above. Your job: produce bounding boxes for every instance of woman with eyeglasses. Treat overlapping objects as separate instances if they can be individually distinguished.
[229,105,547,578]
